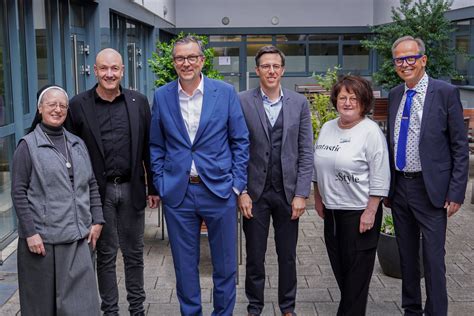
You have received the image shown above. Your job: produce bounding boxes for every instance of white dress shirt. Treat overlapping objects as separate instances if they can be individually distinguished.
[178,76,204,177]
[393,72,428,172]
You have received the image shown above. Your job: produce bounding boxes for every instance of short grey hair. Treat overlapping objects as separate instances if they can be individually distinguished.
[391,36,426,56]
[172,35,205,56]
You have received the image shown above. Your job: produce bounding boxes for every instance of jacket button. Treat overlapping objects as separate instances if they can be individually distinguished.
[265,152,269,156]
[102,172,106,176]
[263,169,266,173]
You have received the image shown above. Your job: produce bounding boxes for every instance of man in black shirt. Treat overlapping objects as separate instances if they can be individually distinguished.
[66,48,159,316]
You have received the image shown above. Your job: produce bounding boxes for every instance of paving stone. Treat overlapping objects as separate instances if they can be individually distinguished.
[3,175,474,315]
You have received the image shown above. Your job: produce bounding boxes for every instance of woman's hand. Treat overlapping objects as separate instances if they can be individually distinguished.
[26,234,46,256]
[88,224,103,250]
[359,196,381,233]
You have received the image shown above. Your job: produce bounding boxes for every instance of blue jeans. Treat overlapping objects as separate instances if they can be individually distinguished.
[96,182,145,315]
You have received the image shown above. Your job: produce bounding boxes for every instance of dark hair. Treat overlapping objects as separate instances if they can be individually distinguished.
[330,75,374,116]
[172,35,204,56]
[255,45,286,67]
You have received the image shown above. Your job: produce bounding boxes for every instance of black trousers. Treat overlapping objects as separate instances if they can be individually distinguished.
[392,175,447,316]
[324,204,382,316]
[243,187,299,315]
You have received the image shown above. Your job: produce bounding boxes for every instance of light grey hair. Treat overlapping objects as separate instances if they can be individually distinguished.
[172,35,205,56]
[36,86,69,109]
[391,36,426,56]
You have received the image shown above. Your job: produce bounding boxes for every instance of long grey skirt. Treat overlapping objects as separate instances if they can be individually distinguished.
[17,237,100,316]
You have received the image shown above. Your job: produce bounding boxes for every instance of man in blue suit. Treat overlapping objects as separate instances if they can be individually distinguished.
[149,35,249,315]
[386,36,469,316]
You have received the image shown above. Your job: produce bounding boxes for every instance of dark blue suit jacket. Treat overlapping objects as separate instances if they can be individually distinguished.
[387,78,469,208]
[150,76,249,207]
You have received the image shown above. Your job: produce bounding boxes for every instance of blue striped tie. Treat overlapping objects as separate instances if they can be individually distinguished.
[396,89,417,171]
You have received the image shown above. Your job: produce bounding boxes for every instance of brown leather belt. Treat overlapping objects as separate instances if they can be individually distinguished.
[189,175,201,184]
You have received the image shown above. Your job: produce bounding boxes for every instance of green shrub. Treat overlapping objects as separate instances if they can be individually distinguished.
[148,32,223,88]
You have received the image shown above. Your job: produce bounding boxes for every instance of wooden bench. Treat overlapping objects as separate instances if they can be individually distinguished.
[371,98,389,133]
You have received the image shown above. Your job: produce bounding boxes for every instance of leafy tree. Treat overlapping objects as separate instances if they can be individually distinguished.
[362,0,458,90]
[148,32,223,87]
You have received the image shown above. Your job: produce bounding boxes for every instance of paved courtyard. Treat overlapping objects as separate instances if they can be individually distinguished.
[1,176,474,315]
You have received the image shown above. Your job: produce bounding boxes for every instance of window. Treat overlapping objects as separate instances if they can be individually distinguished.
[309,43,338,73]
[276,43,306,72]
[343,45,369,73]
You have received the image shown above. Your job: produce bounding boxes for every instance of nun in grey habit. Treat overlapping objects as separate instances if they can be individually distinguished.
[11,85,104,315]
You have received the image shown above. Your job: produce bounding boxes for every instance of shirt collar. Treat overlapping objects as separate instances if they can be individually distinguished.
[178,74,204,97]
[404,72,428,94]
[94,84,124,103]
[261,88,284,106]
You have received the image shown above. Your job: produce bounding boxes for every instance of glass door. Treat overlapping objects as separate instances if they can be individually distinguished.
[127,43,142,90]
[210,44,246,91]
[70,34,89,94]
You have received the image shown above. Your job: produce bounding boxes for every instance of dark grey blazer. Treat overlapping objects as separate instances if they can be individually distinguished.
[239,87,313,204]
[387,78,469,207]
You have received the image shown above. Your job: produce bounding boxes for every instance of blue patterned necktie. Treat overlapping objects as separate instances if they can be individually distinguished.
[396,89,417,171]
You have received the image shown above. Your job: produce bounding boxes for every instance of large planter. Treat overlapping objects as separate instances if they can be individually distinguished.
[377,232,424,279]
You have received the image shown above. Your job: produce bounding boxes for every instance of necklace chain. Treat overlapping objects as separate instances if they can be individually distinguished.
[43,131,72,169]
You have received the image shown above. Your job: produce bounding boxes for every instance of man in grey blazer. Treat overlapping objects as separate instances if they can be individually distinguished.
[238,46,313,316]
[386,36,469,315]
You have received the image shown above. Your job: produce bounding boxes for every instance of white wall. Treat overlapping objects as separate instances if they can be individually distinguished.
[135,0,176,25]
[175,0,474,28]
[374,0,474,25]
[175,0,375,28]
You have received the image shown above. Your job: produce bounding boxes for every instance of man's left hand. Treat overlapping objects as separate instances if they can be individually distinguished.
[148,195,160,209]
[444,201,462,217]
[291,196,306,220]
[88,224,103,250]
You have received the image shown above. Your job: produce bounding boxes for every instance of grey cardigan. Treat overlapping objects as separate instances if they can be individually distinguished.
[12,125,103,244]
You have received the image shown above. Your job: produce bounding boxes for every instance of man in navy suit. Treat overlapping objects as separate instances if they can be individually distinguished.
[386,36,469,315]
[149,35,249,315]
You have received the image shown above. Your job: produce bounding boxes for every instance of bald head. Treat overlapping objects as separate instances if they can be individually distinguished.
[94,48,124,98]
[96,48,123,65]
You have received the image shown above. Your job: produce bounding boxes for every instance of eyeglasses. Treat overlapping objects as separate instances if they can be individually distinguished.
[259,64,283,72]
[337,96,358,105]
[173,55,203,64]
[43,102,68,111]
[392,54,424,67]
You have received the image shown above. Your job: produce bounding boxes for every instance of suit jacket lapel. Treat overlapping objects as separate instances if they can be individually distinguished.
[420,78,435,139]
[194,77,217,144]
[166,81,191,145]
[81,89,105,158]
[281,89,291,145]
[253,89,270,141]
[124,90,139,171]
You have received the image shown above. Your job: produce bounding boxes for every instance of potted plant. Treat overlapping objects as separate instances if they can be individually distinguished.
[377,213,424,279]
[451,74,468,86]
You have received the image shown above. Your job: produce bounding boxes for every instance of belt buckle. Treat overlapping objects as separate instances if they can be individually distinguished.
[113,176,121,184]
[189,176,200,184]
[403,172,415,179]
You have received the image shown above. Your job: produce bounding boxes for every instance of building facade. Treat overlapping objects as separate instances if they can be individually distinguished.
[0,0,473,259]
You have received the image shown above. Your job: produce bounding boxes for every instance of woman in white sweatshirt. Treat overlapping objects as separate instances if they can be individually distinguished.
[312,75,390,316]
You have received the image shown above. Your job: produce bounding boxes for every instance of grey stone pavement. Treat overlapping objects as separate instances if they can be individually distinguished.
[1,164,474,315]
